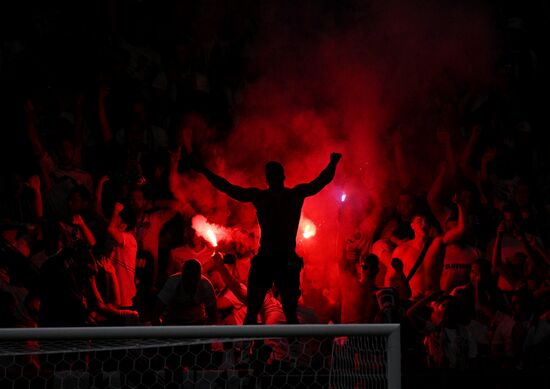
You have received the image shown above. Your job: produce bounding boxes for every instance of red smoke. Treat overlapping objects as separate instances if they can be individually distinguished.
[191,215,226,247]
[172,0,499,319]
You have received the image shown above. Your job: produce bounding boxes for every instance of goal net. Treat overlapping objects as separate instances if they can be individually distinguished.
[0,324,400,389]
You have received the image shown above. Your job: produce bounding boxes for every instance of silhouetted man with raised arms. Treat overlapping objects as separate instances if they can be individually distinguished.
[194,153,342,324]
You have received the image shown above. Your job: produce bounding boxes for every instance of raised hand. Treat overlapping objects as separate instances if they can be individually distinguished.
[330,153,342,164]
[72,215,85,227]
[25,175,41,192]
[100,258,116,274]
[99,175,110,185]
[113,202,124,214]
[211,251,224,269]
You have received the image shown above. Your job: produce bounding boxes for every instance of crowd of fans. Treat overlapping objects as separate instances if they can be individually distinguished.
[1,1,550,387]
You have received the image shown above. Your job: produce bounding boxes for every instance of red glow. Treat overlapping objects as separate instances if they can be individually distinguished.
[192,215,226,247]
[206,229,218,247]
[300,216,317,239]
[167,1,498,324]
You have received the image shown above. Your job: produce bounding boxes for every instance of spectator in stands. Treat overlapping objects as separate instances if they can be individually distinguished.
[386,257,412,302]
[0,173,42,224]
[0,262,35,327]
[152,258,217,325]
[208,252,293,326]
[385,211,440,299]
[99,83,163,150]
[86,242,140,325]
[67,185,106,243]
[513,180,542,235]
[92,240,121,306]
[510,289,550,369]
[339,231,365,323]
[133,249,156,321]
[209,253,247,325]
[301,276,339,324]
[107,202,138,308]
[451,259,511,366]
[0,289,19,327]
[38,223,92,326]
[114,98,168,155]
[128,184,179,286]
[168,230,215,277]
[376,190,417,246]
[1,223,37,260]
[25,99,92,220]
[68,214,97,249]
[125,147,188,286]
[490,203,548,294]
[358,254,381,323]
[435,194,483,293]
[407,292,477,369]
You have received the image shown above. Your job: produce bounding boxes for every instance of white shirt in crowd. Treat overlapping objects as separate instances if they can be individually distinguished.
[113,232,138,307]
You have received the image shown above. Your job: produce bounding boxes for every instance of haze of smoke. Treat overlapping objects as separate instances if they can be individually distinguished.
[174,0,498,305]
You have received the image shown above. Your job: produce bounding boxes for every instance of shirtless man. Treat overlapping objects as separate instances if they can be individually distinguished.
[385,212,439,299]
[193,153,342,324]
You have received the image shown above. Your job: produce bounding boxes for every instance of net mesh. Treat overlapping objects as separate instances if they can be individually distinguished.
[0,332,395,388]
[330,335,389,389]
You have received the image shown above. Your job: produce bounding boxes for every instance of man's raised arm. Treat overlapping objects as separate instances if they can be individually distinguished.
[194,162,259,203]
[294,153,342,197]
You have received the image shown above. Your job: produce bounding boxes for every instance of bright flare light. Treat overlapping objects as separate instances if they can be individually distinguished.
[341,193,347,202]
[206,229,218,247]
[300,217,317,239]
[192,215,227,248]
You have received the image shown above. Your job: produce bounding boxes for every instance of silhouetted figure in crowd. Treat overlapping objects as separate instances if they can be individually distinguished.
[153,259,217,325]
[193,153,342,324]
[38,222,92,327]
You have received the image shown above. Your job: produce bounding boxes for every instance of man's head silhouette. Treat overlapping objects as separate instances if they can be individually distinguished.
[265,161,285,189]
[181,259,201,294]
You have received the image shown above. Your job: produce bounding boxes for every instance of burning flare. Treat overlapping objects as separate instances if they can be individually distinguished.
[300,216,317,239]
[192,215,227,248]
[206,229,218,247]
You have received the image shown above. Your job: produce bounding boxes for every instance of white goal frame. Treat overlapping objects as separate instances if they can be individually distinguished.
[0,324,400,389]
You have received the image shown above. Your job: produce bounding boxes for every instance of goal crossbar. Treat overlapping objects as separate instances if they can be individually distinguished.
[0,324,401,389]
[0,324,399,340]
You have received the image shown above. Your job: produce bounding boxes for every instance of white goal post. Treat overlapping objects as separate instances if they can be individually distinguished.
[0,324,400,389]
